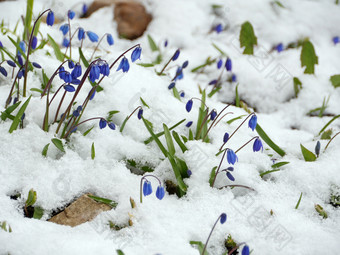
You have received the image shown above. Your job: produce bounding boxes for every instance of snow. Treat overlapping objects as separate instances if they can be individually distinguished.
[1,0,340,254]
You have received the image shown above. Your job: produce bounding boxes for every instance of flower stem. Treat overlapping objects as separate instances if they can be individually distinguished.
[201,214,225,255]
[324,131,340,151]
[140,174,161,203]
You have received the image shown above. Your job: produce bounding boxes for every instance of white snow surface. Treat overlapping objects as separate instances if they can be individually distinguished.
[0,0,340,254]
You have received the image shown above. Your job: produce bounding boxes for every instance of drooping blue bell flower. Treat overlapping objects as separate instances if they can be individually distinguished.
[131,46,142,62]
[46,11,55,26]
[106,34,114,46]
[86,31,99,42]
[226,149,238,165]
[116,57,129,72]
[248,115,257,131]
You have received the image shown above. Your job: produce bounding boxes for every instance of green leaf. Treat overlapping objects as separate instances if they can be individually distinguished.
[116,250,125,255]
[119,116,129,133]
[293,77,302,97]
[256,123,286,157]
[321,129,332,140]
[33,206,44,219]
[239,21,258,55]
[209,166,217,187]
[315,204,327,219]
[191,57,215,73]
[79,47,89,68]
[106,110,119,122]
[212,43,226,56]
[137,63,155,67]
[189,129,194,140]
[91,142,95,160]
[195,90,207,139]
[153,54,162,65]
[47,34,64,62]
[172,131,188,153]
[30,88,43,94]
[140,97,150,109]
[51,138,65,153]
[144,119,186,144]
[259,169,281,178]
[42,143,50,157]
[83,126,94,136]
[26,189,37,207]
[24,0,34,41]
[1,101,21,121]
[330,74,340,88]
[167,154,187,193]
[235,83,240,107]
[147,35,159,52]
[9,96,31,133]
[300,144,316,161]
[272,161,289,168]
[300,40,318,74]
[189,241,210,255]
[173,87,181,100]
[88,195,118,208]
[175,156,189,178]
[227,115,247,125]
[142,118,168,156]
[318,114,340,135]
[163,124,176,156]
[295,192,303,209]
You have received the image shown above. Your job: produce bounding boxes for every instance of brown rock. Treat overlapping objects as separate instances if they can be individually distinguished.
[85,0,117,17]
[114,2,152,40]
[48,193,112,227]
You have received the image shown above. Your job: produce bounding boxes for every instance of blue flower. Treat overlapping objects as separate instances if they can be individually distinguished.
[31,36,38,49]
[168,82,176,89]
[19,41,26,54]
[143,181,152,196]
[62,38,70,47]
[7,60,16,67]
[223,132,229,143]
[18,69,24,79]
[0,67,7,77]
[164,40,168,47]
[59,66,66,80]
[17,55,23,66]
[137,108,143,119]
[253,138,263,152]
[68,10,75,20]
[106,34,114,45]
[78,28,85,41]
[242,245,249,255]
[209,79,218,85]
[215,24,223,33]
[231,73,237,82]
[71,63,82,78]
[276,43,284,53]
[71,79,81,85]
[248,115,257,131]
[82,4,88,15]
[217,59,223,69]
[63,72,72,83]
[187,170,192,176]
[220,213,227,224]
[32,62,41,68]
[46,11,54,26]
[60,24,69,35]
[116,57,130,72]
[182,60,189,69]
[0,40,3,48]
[77,105,83,112]
[89,89,96,100]
[225,58,232,71]
[131,46,142,62]
[108,122,116,130]
[68,60,75,69]
[186,121,193,127]
[64,84,75,92]
[87,31,99,42]
[227,149,238,165]
[315,141,321,157]
[226,172,235,181]
[180,91,185,97]
[72,110,80,117]
[333,36,340,45]
[99,62,110,76]
[89,64,100,82]
[174,67,183,80]
[172,49,180,61]
[210,110,217,120]
[155,186,165,200]
[99,118,107,129]
[186,99,193,112]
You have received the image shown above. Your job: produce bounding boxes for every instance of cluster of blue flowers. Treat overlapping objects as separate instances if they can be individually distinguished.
[209,57,236,86]
[116,46,142,73]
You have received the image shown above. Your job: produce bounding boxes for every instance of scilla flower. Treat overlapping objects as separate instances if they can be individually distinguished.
[116,57,129,72]
[248,114,257,131]
[253,137,263,152]
[227,149,238,165]
[87,31,99,42]
[131,46,142,62]
[46,11,54,26]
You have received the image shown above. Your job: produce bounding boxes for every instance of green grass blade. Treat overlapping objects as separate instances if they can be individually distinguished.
[235,83,240,107]
[24,0,34,40]
[83,126,94,136]
[88,195,118,208]
[41,143,50,157]
[172,131,188,153]
[318,114,340,135]
[91,142,95,160]
[147,34,159,52]
[163,124,176,156]
[142,117,168,157]
[272,161,289,168]
[300,144,316,161]
[209,166,217,187]
[144,119,186,144]
[259,169,280,178]
[295,192,303,209]
[47,34,64,61]
[1,101,21,121]
[9,95,31,133]
[140,97,150,108]
[256,123,286,157]
[79,47,89,68]
[167,154,187,193]
[51,138,65,153]
[119,116,129,133]
[189,241,210,255]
